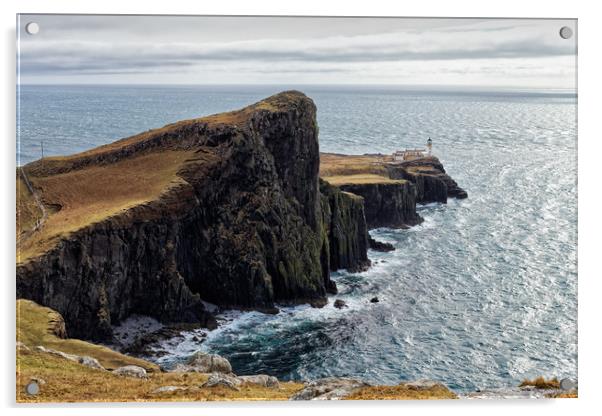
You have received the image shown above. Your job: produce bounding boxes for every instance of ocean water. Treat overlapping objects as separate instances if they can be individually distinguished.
[17,85,577,392]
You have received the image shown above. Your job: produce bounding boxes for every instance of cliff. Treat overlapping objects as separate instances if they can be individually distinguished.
[16,91,369,340]
[320,153,467,229]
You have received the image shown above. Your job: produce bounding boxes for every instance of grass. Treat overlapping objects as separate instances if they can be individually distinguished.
[16,91,312,263]
[16,176,43,238]
[322,174,406,186]
[16,299,158,372]
[519,377,561,389]
[319,153,390,177]
[16,350,304,403]
[17,150,195,262]
[345,383,457,400]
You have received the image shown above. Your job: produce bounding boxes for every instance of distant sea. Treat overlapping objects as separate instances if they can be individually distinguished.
[17,85,577,392]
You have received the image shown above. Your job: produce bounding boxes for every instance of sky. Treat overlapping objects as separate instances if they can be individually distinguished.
[17,15,577,89]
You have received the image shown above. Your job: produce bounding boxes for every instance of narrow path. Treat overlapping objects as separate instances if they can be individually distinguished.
[17,167,48,245]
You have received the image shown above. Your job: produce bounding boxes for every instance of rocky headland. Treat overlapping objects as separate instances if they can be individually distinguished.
[16,91,477,401]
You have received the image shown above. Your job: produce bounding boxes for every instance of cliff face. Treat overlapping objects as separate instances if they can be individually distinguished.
[386,158,468,203]
[338,181,422,229]
[320,180,370,273]
[16,91,367,340]
[319,153,466,230]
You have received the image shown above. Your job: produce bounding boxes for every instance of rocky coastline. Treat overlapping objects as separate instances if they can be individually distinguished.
[16,91,482,402]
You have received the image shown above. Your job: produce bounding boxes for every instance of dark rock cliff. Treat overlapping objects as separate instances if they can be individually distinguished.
[16,91,369,340]
[320,180,371,273]
[386,157,468,203]
[338,181,423,229]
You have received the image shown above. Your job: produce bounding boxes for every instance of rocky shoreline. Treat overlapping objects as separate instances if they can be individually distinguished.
[15,91,485,402]
[16,299,576,402]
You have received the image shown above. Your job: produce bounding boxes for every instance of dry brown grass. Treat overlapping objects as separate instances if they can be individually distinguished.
[16,176,43,237]
[17,150,195,262]
[545,391,578,398]
[323,174,406,186]
[17,299,158,372]
[16,299,305,403]
[16,350,304,403]
[519,377,561,389]
[319,153,409,186]
[320,153,390,177]
[345,383,457,400]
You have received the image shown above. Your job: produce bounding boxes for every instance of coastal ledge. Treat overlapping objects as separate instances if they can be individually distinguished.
[320,153,467,229]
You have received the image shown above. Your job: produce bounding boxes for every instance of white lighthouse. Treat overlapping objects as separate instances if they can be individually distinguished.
[426,137,433,156]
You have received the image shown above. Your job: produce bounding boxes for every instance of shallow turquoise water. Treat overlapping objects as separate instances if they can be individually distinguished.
[17,85,577,392]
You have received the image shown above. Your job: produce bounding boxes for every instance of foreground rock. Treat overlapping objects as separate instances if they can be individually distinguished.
[200,373,280,391]
[171,351,232,374]
[35,345,104,370]
[112,365,148,379]
[238,374,280,389]
[290,377,370,400]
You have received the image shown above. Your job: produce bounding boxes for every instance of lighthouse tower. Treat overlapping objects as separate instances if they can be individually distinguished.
[426,137,433,156]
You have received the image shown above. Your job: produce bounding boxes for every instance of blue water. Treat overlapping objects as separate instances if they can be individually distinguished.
[17,85,577,392]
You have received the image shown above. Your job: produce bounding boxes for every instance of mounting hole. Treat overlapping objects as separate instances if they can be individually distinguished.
[25,381,39,395]
[25,22,40,35]
[560,378,576,390]
[559,26,573,40]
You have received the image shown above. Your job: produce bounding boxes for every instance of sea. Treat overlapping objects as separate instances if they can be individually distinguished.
[17,84,578,393]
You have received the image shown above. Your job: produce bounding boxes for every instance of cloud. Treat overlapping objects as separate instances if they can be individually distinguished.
[17,16,576,88]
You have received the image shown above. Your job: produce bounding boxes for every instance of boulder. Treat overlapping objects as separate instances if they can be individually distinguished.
[370,297,379,303]
[333,299,347,309]
[77,356,104,370]
[201,373,241,391]
[185,351,232,374]
[238,374,280,389]
[34,345,105,370]
[368,236,395,252]
[405,379,446,390]
[152,386,187,394]
[16,341,30,352]
[112,365,148,379]
[290,377,370,400]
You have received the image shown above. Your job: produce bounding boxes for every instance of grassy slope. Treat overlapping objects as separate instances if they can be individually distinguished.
[319,153,407,186]
[17,299,158,372]
[16,176,43,237]
[15,91,306,264]
[17,150,194,262]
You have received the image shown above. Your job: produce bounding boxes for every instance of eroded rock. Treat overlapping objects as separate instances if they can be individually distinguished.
[201,373,241,391]
[290,377,370,400]
[112,365,147,379]
[238,374,280,389]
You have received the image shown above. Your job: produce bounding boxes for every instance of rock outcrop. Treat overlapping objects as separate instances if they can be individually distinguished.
[319,153,466,230]
[16,92,373,341]
[338,181,422,229]
[290,377,370,400]
[386,157,468,203]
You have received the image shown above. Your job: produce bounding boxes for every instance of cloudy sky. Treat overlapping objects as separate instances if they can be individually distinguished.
[17,15,577,89]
